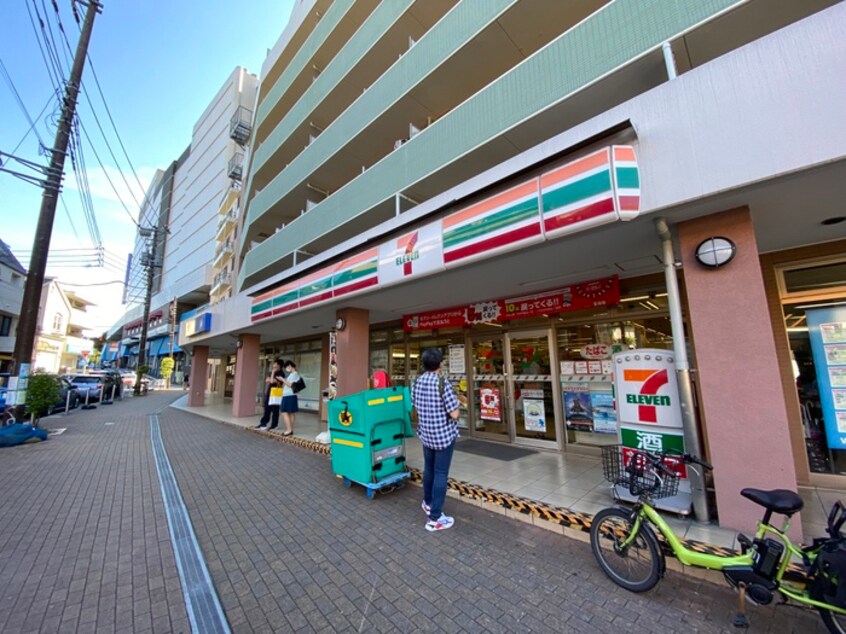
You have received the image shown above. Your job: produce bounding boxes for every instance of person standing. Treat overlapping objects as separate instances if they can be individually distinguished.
[412,348,460,532]
[257,359,284,430]
[278,360,300,436]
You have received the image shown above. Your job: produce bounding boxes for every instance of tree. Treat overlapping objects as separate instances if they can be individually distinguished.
[160,357,175,388]
[25,373,62,427]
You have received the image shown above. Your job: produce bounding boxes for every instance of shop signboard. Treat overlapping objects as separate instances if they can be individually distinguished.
[378,221,444,287]
[807,307,846,450]
[620,426,687,478]
[404,276,619,331]
[479,387,501,421]
[612,350,682,428]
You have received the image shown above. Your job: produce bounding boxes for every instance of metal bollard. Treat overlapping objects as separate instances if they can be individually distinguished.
[102,383,115,405]
[64,389,72,415]
[81,387,97,410]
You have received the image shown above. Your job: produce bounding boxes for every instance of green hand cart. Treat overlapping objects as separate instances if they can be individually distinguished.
[328,386,414,498]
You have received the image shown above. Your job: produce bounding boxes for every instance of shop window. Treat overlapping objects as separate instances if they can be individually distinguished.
[780,256,846,476]
[0,314,11,337]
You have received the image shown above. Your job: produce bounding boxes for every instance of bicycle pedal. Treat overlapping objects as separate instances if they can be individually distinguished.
[737,533,751,554]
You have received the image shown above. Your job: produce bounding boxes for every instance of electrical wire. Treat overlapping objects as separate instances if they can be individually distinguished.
[24,0,64,98]
[0,57,50,149]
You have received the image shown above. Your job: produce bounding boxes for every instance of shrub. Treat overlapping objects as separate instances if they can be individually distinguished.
[25,373,62,425]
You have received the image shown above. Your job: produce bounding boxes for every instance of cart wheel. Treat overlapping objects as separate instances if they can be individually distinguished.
[343,477,351,488]
[366,488,375,500]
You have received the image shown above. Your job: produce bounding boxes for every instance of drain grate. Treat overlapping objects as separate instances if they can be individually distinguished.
[151,415,230,634]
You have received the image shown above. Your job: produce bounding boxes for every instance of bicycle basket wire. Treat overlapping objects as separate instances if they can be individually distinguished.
[601,445,681,499]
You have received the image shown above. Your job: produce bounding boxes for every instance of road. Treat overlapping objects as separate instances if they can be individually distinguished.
[0,391,825,632]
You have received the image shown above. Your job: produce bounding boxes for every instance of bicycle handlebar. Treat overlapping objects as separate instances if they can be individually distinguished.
[662,448,713,471]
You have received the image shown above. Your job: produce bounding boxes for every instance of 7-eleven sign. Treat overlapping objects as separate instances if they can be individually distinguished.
[377,220,444,287]
[613,350,682,429]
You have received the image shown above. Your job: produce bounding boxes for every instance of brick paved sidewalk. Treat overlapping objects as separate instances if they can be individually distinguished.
[159,407,824,634]
[0,397,828,633]
[0,391,189,634]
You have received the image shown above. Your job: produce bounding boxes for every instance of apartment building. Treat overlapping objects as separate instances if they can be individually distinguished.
[0,239,26,373]
[108,67,259,380]
[179,0,846,532]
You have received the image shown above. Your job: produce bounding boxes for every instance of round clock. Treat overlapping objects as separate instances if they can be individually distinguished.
[335,317,346,331]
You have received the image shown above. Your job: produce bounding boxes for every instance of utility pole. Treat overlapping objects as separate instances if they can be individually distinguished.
[135,226,160,395]
[10,1,101,403]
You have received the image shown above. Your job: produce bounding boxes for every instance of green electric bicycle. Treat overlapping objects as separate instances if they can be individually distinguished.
[590,445,846,632]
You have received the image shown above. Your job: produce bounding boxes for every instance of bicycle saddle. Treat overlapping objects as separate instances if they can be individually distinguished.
[740,488,803,515]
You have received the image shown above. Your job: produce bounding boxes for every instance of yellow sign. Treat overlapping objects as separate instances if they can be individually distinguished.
[338,411,354,426]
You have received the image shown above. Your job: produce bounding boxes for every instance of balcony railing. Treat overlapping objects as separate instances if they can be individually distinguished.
[213,242,234,268]
[228,152,244,181]
[229,106,252,146]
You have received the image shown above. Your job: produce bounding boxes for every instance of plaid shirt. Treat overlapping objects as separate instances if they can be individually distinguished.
[412,372,460,450]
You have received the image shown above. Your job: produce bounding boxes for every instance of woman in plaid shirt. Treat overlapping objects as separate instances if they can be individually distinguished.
[412,348,461,532]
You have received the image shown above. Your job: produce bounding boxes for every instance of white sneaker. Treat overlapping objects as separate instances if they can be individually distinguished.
[256,425,267,430]
[421,501,431,515]
[425,514,454,532]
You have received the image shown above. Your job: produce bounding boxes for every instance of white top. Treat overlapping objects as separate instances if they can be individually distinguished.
[283,370,300,397]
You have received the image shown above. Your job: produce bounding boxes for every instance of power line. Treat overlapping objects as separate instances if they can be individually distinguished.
[10,95,57,156]
[24,0,64,96]
[0,57,49,149]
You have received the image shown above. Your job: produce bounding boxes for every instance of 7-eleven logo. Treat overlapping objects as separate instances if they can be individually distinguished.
[394,231,420,276]
[623,368,670,424]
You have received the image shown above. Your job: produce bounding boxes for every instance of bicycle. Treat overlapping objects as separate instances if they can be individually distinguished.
[590,445,846,632]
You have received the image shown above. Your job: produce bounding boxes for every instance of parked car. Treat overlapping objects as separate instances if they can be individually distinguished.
[53,377,81,412]
[65,373,120,403]
[119,371,151,391]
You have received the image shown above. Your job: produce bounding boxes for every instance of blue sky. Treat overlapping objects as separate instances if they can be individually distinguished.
[1,0,295,331]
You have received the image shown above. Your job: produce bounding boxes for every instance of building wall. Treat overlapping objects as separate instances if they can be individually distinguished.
[155,67,258,307]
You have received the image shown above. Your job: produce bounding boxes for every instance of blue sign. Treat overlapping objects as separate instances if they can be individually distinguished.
[807,307,846,451]
[185,313,212,337]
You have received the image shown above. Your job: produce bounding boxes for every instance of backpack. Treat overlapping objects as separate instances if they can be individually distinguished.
[292,376,306,394]
[811,538,846,608]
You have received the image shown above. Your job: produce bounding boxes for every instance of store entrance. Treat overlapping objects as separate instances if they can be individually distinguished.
[469,336,509,440]
[469,330,559,447]
[508,329,558,447]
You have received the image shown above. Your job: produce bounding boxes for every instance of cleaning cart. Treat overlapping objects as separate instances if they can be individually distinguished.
[328,385,414,498]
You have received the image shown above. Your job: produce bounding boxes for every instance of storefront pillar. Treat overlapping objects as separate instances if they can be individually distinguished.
[335,308,369,396]
[677,208,801,537]
[187,345,209,407]
[232,334,260,418]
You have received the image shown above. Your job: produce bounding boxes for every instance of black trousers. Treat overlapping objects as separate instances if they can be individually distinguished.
[260,404,280,428]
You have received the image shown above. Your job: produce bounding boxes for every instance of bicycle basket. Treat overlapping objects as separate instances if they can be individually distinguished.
[601,445,681,499]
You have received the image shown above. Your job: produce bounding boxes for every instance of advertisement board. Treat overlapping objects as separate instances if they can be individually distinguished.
[807,307,846,450]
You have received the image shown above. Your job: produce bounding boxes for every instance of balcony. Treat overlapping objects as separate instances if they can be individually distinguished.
[211,272,232,296]
[228,152,245,182]
[213,242,234,268]
[229,106,253,146]
[216,208,238,241]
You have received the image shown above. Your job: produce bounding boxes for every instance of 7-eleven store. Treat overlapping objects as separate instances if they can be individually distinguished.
[182,127,830,533]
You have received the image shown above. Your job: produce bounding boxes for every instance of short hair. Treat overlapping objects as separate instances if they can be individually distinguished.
[421,348,443,372]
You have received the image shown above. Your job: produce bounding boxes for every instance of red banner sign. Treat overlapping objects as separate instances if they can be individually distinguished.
[403,275,619,331]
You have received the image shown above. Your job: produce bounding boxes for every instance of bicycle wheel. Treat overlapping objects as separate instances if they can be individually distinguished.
[590,507,663,592]
[820,607,846,634]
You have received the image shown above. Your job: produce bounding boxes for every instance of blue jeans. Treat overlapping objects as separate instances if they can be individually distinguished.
[422,441,455,521]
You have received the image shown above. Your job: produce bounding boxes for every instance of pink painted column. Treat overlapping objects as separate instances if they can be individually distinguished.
[232,334,260,418]
[187,345,208,407]
[677,208,800,537]
[335,308,369,397]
